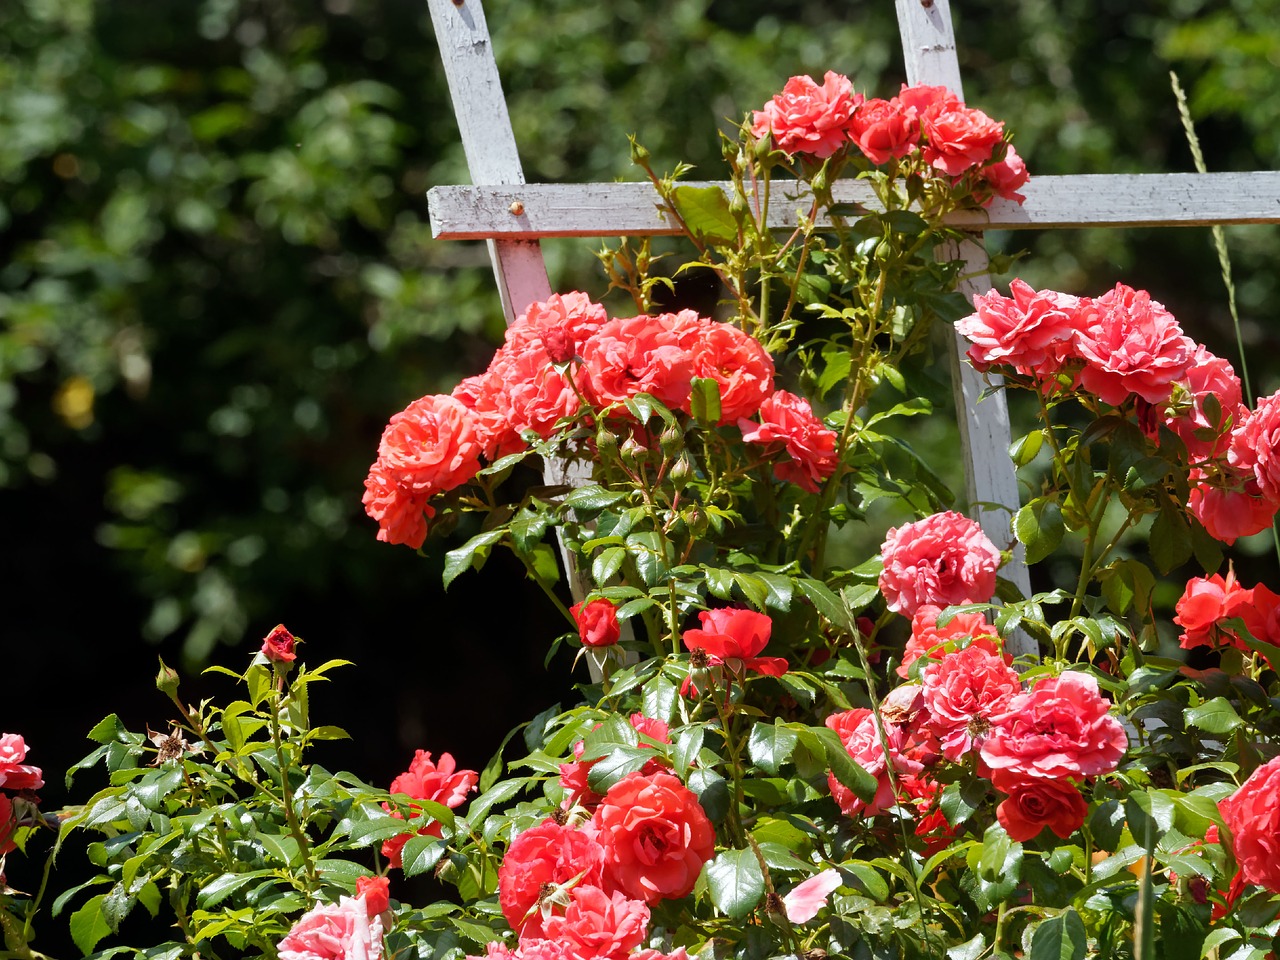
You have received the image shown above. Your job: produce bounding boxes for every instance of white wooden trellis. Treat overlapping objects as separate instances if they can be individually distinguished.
[425,0,1280,660]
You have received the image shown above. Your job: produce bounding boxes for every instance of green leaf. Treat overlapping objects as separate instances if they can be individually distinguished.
[401,835,447,878]
[940,778,988,827]
[1028,907,1087,960]
[442,530,505,589]
[671,185,738,244]
[797,578,856,634]
[70,896,114,955]
[1009,430,1043,467]
[586,746,653,794]
[1014,499,1065,565]
[672,726,705,779]
[731,572,769,611]
[747,722,798,777]
[690,376,722,426]
[562,485,630,512]
[1150,503,1192,574]
[591,546,626,586]
[704,847,765,920]
[1184,696,1245,735]
[86,715,128,745]
[195,871,271,909]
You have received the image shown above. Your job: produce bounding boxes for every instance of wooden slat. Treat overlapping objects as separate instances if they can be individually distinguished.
[897,0,1035,654]
[427,172,1280,240]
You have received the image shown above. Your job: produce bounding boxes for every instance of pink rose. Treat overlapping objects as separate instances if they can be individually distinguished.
[591,771,715,904]
[570,598,622,648]
[956,279,1081,377]
[260,623,297,663]
[507,292,609,364]
[1230,389,1280,505]
[921,104,1005,176]
[847,97,917,165]
[781,869,842,924]
[878,511,1002,617]
[897,84,962,118]
[0,734,43,793]
[751,72,862,159]
[922,644,1022,763]
[381,751,478,869]
[900,604,1006,679]
[981,672,1127,780]
[540,885,650,960]
[980,144,1030,203]
[1188,475,1276,546]
[824,707,924,817]
[486,341,581,445]
[1154,345,1242,461]
[1219,755,1280,894]
[498,820,607,936]
[277,896,384,960]
[739,390,839,492]
[1073,284,1196,407]
[451,369,520,461]
[376,394,485,495]
[992,770,1088,842]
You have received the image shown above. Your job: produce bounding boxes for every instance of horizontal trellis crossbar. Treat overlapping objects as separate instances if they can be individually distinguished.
[427,171,1280,240]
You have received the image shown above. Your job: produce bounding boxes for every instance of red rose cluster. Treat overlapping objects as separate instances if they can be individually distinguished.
[1219,755,1280,896]
[958,279,1280,545]
[0,733,43,864]
[751,74,1029,204]
[473,768,710,960]
[364,294,839,549]
[380,750,479,869]
[1174,569,1280,669]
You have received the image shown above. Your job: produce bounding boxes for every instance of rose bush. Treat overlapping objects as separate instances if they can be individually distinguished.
[2,69,1279,960]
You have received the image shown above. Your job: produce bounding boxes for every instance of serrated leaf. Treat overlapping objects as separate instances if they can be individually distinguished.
[442,530,505,589]
[690,376,722,425]
[591,546,626,586]
[1029,907,1087,960]
[70,896,114,955]
[671,184,738,244]
[1184,697,1245,735]
[401,835,447,878]
[86,714,128,745]
[704,847,765,919]
[747,722,798,777]
[1150,503,1192,574]
[1014,499,1064,565]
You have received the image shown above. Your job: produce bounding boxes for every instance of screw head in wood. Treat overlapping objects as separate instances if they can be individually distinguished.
[509,201,525,216]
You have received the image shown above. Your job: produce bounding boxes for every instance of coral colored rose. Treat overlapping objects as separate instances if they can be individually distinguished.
[1243,584,1280,661]
[1219,755,1280,895]
[897,83,962,118]
[452,369,520,461]
[1073,284,1196,407]
[381,751,478,869]
[277,896,384,960]
[507,292,609,365]
[1188,476,1276,546]
[376,393,485,495]
[681,608,787,680]
[498,820,607,936]
[540,885,650,960]
[878,511,1002,617]
[751,72,862,159]
[570,598,622,648]
[0,734,43,792]
[781,869,842,924]
[981,144,1030,203]
[560,714,671,811]
[1231,389,1280,505]
[981,671,1127,779]
[1155,345,1243,461]
[687,321,775,423]
[591,771,715,904]
[631,951,692,960]
[260,623,297,663]
[848,97,917,165]
[921,104,1004,176]
[922,644,1022,763]
[1174,572,1253,652]
[739,390,839,492]
[355,876,390,917]
[577,313,696,412]
[900,604,1005,679]
[361,462,433,549]
[488,341,581,444]
[956,279,1081,377]
[992,770,1088,842]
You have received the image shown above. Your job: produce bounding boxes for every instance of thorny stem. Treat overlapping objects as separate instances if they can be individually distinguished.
[268,681,321,894]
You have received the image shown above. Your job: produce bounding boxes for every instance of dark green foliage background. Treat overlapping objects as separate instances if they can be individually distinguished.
[3,0,1280,943]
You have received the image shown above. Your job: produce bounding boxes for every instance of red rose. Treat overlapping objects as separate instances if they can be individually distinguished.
[540,885,650,960]
[260,624,297,663]
[1073,284,1196,407]
[878,511,1002,617]
[0,794,15,856]
[355,875,390,917]
[570,598,622,648]
[498,820,607,936]
[1219,755,1280,895]
[956,279,1081,377]
[381,750,478,869]
[739,390,839,492]
[848,97,917,165]
[921,644,1022,763]
[751,72,862,159]
[1153,345,1243,461]
[896,84,962,118]
[921,104,1004,176]
[981,672,1127,780]
[992,770,1088,842]
[591,771,715,904]
[681,608,787,688]
[1174,571,1253,652]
